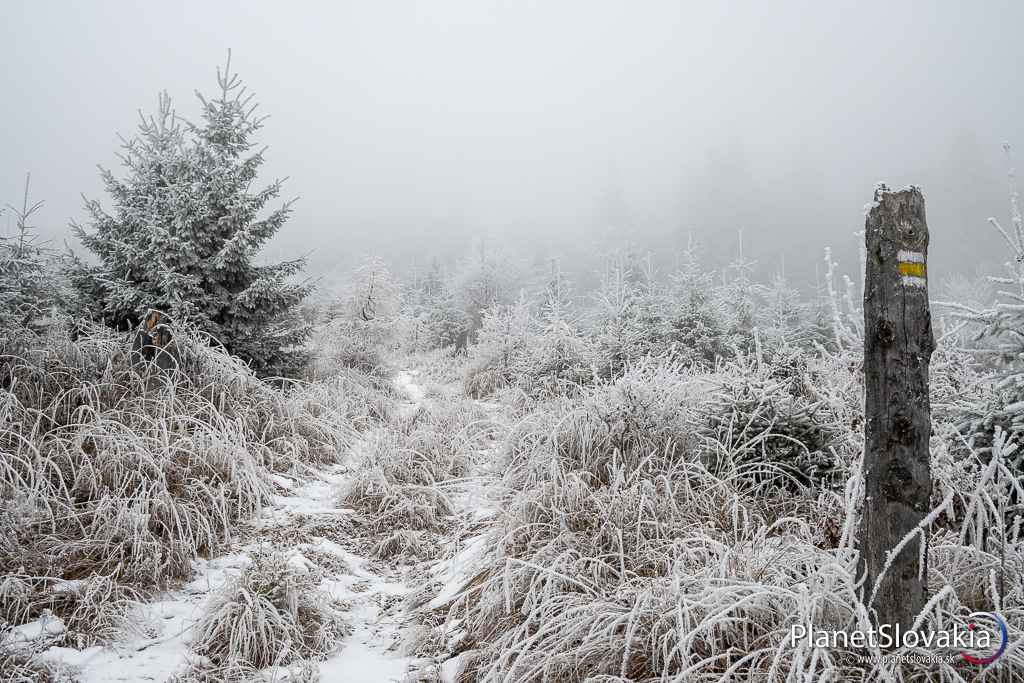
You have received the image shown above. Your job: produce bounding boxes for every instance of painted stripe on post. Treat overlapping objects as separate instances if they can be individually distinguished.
[897,250,927,286]
[901,275,927,288]
[898,262,927,278]
[897,250,925,263]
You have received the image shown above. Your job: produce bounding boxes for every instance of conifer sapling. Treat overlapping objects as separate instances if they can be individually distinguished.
[70,52,311,376]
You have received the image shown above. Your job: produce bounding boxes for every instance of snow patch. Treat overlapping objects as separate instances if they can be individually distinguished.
[395,369,425,403]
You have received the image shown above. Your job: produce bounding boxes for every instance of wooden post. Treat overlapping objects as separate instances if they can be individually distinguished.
[859,184,935,630]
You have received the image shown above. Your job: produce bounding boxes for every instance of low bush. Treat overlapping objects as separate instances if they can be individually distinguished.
[306,319,393,381]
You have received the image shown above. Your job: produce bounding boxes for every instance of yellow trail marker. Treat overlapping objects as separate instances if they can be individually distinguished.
[898,261,926,278]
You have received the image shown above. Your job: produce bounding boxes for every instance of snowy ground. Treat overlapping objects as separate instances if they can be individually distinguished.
[31,366,484,683]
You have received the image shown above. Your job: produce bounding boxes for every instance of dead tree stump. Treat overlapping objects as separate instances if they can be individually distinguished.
[131,310,179,371]
[859,184,935,631]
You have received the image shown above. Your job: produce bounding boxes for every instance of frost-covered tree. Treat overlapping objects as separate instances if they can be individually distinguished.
[464,295,534,397]
[665,242,729,366]
[398,258,470,351]
[756,271,809,351]
[540,257,574,323]
[312,256,401,374]
[424,293,470,350]
[589,253,668,377]
[529,260,592,395]
[339,256,400,323]
[417,258,447,301]
[934,272,993,348]
[69,54,311,376]
[451,239,518,342]
[718,237,758,350]
[950,148,1024,447]
[1,175,56,328]
[816,246,863,352]
[521,250,555,306]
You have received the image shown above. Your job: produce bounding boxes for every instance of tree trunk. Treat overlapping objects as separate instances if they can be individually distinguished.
[859,184,935,631]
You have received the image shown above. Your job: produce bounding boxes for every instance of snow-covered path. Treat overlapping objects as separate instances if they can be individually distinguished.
[40,367,437,682]
[43,471,417,682]
[317,368,429,681]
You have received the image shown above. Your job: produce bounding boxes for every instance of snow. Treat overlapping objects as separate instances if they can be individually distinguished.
[319,588,410,683]
[268,473,295,490]
[32,363,493,682]
[319,640,408,683]
[4,614,66,648]
[42,502,417,681]
[47,555,247,682]
[428,532,490,611]
[35,368,450,682]
[439,655,464,683]
[395,368,425,404]
[39,646,106,672]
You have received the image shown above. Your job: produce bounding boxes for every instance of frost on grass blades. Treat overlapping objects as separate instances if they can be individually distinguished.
[5,230,1024,681]
[4,40,1024,683]
[0,316,364,680]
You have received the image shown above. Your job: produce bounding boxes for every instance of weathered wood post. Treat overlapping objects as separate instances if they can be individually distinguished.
[859,184,935,630]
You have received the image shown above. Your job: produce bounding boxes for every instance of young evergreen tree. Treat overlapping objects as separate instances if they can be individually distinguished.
[666,242,729,366]
[756,271,809,350]
[531,259,591,395]
[718,236,757,350]
[69,54,311,376]
[1,175,55,329]
[541,257,574,323]
[952,149,1024,449]
[452,239,518,343]
[425,293,471,350]
[589,253,659,377]
[338,256,400,323]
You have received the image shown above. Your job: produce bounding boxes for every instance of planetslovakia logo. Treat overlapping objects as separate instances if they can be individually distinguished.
[961,612,1009,666]
[789,612,1009,666]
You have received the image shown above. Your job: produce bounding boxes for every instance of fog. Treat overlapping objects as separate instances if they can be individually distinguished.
[4,0,1023,289]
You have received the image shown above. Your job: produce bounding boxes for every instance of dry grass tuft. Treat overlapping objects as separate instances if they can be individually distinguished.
[185,549,349,679]
[372,530,438,561]
[340,398,497,545]
[422,356,1024,683]
[0,319,357,653]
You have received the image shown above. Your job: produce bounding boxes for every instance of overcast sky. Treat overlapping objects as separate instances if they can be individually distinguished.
[3,0,1023,288]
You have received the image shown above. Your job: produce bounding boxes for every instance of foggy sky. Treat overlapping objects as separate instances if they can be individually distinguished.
[4,0,1023,290]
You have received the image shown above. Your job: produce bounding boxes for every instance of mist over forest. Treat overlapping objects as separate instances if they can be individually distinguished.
[4,0,1024,290]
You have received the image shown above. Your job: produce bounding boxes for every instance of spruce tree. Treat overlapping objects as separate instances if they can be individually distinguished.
[70,54,311,376]
[452,240,517,342]
[756,272,809,350]
[1,175,54,329]
[666,243,729,366]
[718,237,757,350]
[954,150,1024,449]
